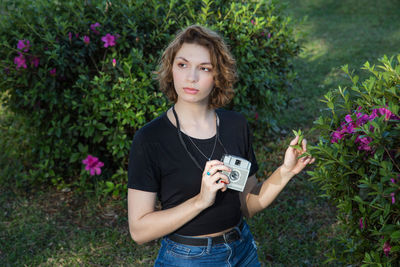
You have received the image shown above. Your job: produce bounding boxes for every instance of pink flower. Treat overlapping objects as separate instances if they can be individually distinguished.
[101,33,116,47]
[377,108,400,120]
[391,178,396,184]
[75,33,79,38]
[359,218,365,229]
[90,22,101,34]
[267,33,271,39]
[251,19,256,25]
[17,39,30,52]
[82,155,104,176]
[14,53,27,69]
[83,35,90,45]
[383,241,392,256]
[49,68,56,76]
[391,193,395,204]
[331,130,345,143]
[30,56,40,68]
[68,32,72,42]
[112,58,116,67]
[355,136,372,151]
[255,112,259,121]
[345,114,353,123]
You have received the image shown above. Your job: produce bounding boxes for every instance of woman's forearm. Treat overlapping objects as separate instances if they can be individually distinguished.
[245,166,294,218]
[128,193,206,245]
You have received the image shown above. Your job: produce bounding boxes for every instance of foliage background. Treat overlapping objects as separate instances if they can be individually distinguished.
[0,0,298,191]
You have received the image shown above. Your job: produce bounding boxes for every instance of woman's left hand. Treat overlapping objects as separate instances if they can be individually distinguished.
[281,135,315,177]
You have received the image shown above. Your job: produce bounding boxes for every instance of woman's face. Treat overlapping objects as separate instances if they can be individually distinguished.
[172,43,215,106]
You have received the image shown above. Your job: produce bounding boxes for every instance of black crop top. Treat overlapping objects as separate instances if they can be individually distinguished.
[127,108,258,236]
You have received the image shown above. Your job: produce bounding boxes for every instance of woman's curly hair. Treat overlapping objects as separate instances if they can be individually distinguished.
[155,25,237,109]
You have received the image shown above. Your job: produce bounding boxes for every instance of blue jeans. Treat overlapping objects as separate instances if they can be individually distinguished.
[154,221,260,266]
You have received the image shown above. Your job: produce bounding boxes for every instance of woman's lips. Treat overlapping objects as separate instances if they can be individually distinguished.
[183,87,199,94]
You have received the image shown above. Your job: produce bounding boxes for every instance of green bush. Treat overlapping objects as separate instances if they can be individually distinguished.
[0,0,299,191]
[309,55,400,265]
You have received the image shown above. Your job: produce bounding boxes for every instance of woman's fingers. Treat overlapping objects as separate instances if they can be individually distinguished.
[206,164,231,177]
[202,160,224,176]
[302,138,307,152]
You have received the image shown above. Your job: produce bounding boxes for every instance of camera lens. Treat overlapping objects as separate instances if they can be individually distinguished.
[230,170,240,182]
[235,159,241,166]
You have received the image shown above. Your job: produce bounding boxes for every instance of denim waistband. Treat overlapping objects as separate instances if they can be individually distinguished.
[166,219,244,246]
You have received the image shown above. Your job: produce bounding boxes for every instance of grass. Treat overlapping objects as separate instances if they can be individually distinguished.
[2,0,400,266]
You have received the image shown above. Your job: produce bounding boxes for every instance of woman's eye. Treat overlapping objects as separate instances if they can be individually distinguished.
[201,67,211,72]
[178,63,187,68]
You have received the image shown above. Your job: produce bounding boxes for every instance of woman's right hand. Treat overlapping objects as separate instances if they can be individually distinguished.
[196,160,231,209]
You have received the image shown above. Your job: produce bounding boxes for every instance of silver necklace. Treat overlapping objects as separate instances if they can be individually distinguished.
[174,106,218,161]
[185,128,218,161]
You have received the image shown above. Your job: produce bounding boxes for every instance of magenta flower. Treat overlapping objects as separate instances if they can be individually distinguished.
[82,155,104,176]
[17,39,30,52]
[255,112,259,121]
[377,108,400,120]
[359,218,365,229]
[391,178,396,184]
[49,68,56,76]
[355,136,372,152]
[331,130,345,143]
[101,33,116,47]
[383,241,392,256]
[14,53,27,69]
[30,56,39,68]
[112,58,116,67]
[83,35,90,45]
[90,22,101,34]
[391,193,395,204]
[75,33,79,38]
[68,32,72,42]
[345,114,353,123]
[251,19,256,25]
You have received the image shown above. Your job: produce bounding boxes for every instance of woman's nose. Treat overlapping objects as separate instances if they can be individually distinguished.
[186,68,198,83]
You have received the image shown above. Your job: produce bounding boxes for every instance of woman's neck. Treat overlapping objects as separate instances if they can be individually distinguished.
[170,101,217,139]
[173,101,215,127]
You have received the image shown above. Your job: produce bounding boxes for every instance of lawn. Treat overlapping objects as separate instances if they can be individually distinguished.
[2,0,400,266]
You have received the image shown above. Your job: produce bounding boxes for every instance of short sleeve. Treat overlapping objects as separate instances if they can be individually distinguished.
[127,133,160,192]
[244,121,259,177]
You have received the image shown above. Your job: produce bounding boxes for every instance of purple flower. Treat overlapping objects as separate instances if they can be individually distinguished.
[83,35,90,45]
[112,58,116,67]
[14,53,27,69]
[68,32,72,42]
[383,241,392,256]
[30,56,40,68]
[391,193,395,204]
[49,68,56,76]
[101,33,116,47]
[75,33,79,38]
[90,22,101,34]
[359,218,365,229]
[267,33,271,39]
[82,155,104,176]
[391,178,396,184]
[17,39,30,52]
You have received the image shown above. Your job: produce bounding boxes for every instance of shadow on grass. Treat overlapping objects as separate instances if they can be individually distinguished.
[280,0,400,129]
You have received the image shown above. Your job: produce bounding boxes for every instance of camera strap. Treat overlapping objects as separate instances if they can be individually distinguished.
[172,105,228,172]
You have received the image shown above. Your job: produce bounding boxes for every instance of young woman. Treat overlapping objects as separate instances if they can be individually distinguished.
[127,25,315,266]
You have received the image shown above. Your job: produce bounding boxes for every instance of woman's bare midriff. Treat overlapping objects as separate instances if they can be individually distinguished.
[191,226,236,238]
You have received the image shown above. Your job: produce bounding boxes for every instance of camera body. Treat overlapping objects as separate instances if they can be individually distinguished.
[220,154,251,192]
